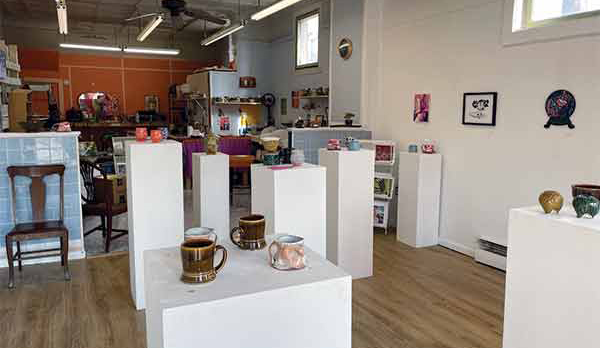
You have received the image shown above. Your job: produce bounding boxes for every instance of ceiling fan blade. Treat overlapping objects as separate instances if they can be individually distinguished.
[184,8,227,26]
[125,13,161,21]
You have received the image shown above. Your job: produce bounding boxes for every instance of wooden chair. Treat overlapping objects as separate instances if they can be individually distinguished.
[5,164,71,289]
[80,160,128,252]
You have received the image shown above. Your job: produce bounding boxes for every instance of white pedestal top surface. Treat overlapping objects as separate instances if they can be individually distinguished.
[512,205,600,233]
[145,239,349,309]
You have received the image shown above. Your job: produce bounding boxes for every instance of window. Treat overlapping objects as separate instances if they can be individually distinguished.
[524,0,600,27]
[295,10,319,70]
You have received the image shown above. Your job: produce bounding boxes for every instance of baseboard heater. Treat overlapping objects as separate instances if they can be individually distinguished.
[475,236,507,271]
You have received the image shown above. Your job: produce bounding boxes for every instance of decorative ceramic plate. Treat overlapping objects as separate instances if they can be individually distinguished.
[545,89,576,129]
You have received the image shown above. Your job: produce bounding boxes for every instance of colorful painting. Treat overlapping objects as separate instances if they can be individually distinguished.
[544,89,576,129]
[462,92,497,126]
[374,143,395,164]
[374,174,394,200]
[413,94,430,123]
[373,201,390,229]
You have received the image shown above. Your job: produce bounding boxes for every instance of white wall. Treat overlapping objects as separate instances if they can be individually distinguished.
[365,0,600,254]
[330,0,363,123]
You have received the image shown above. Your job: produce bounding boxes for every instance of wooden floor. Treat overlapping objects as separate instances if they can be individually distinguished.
[0,233,505,348]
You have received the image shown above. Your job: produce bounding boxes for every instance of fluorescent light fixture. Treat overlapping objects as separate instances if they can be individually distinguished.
[56,0,68,34]
[137,15,164,42]
[250,0,305,21]
[123,47,180,55]
[201,20,247,46]
[59,43,122,52]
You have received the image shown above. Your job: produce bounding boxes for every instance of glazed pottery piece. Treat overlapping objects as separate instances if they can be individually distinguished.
[150,130,162,143]
[343,137,355,148]
[421,139,436,154]
[327,139,341,151]
[348,139,361,151]
[572,184,600,201]
[269,235,306,271]
[205,132,219,155]
[261,137,280,152]
[135,127,148,142]
[538,191,564,214]
[180,238,227,284]
[408,144,418,153]
[573,195,600,219]
[159,127,169,140]
[290,149,305,165]
[263,153,280,166]
[544,90,576,129]
[230,214,267,250]
[184,227,217,243]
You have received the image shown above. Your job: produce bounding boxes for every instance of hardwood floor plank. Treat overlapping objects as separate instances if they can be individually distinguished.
[0,233,505,348]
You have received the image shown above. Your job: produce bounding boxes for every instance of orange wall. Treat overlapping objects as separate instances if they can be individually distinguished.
[19,48,217,117]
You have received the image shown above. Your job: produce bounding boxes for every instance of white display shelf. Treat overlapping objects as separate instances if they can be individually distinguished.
[396,152,442,248]
[319,149,375,279]
[0,77,21,86]
[251,163,327,257]
[126,140,185,310]
[145,242,351,348]
[6,61,20,72]
[503,206,600,348]
[192,152,229,240]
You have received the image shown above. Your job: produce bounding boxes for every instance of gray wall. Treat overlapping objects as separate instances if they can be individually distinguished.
[329,0,363,124]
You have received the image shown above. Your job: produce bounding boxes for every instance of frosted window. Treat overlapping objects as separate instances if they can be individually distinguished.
[530,0,600,21]
[296,11,319,69]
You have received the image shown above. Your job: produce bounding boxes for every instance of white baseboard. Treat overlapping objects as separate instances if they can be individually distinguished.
[438,238,475,257]
[0,240,86,268]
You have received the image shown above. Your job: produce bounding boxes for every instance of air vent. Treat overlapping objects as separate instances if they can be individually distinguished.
[475,236,507,271]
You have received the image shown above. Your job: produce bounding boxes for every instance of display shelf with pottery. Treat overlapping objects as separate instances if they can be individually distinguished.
[396,152,442,248]
[503,205,600,348]
[126,140,185,310]
[319,148,374,279]
[144,242,351,348]
[192,152,229,240]
[251,163,326,257]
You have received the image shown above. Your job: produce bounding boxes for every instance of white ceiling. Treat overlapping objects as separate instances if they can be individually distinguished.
[1,0,278,34]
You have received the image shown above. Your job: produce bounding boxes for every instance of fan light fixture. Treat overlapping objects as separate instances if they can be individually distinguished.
[123,47,180,55]
[56,0,68,34]
[250,0,305,21]
[137,14,164,42]
[59,43,121,52]
[201,20,247,46]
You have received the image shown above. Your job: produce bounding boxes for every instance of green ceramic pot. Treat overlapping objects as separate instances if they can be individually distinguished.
[573,195,600,219]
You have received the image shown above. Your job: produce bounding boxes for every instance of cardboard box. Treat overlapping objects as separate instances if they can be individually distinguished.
[94,174,127,205]
[185,72,209,94]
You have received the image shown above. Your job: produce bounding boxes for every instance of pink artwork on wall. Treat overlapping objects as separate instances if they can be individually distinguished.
[413,94,431,123]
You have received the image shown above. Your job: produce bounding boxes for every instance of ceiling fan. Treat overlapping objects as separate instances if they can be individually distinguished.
[126,0,228,41]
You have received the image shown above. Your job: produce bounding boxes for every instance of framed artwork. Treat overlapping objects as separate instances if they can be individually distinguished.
[413,94,430,123]
[374,173,395,200]
[144,95,159,112]
[462,92,497,126]
[373,200,390,229]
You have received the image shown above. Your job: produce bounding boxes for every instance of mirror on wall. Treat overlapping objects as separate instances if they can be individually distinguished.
[78,92,107,118]
[338,38,353,60]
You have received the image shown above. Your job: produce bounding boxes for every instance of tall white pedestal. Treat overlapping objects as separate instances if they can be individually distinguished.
[145,242,351,348]
[251,164,327,257]
[396,152,442,248]
[126,140,185,310]
[192,152,229,240]
[503,206,600,348]
[319,149,374,279]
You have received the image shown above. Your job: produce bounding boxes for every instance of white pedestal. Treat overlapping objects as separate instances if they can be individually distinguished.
[126,140,185,310]
[192,152,230,240]
[144,241,351,348]
[396,152,442,248]
[251,164,327,257]
[319,149,374,279]
[503,206,600,348]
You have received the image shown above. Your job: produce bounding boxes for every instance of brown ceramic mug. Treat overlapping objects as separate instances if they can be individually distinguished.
[230,214,267,250]
[180,238,227,284]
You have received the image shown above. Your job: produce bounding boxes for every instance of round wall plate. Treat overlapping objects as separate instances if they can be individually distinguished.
[545,89,576,129]
[338,38,353,60]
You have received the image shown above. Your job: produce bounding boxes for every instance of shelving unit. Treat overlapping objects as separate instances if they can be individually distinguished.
[214,101,262,106]
[1,42,22,130]
[300,95,329,99]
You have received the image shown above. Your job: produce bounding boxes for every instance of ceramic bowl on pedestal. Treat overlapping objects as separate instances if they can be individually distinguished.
[572,185,600,201]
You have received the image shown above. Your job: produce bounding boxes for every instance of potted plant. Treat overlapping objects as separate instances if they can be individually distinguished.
[344,113,355,126]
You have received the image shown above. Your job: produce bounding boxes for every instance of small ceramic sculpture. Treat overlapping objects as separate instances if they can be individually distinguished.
[573,195,600,219]
[538,191,564,214]
[205,132,219,155]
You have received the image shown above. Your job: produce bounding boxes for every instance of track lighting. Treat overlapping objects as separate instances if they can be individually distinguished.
[201,20,247,46]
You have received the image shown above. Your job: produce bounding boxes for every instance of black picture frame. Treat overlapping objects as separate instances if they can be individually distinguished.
[462,92,498,126]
